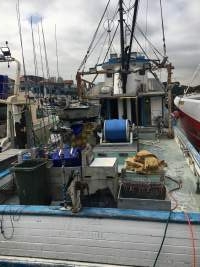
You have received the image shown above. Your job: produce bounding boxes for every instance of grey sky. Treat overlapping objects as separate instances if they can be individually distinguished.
[0,0,200,85]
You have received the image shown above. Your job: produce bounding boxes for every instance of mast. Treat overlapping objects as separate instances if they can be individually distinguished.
[119,0,126,94]
[55,24,60,80]
[125,0,139,83]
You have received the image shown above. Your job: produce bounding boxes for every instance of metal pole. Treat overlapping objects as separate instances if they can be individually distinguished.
[119,0,126,94]
[135,94,139,152]
[25,108,34,148]
[167,63,174,138]
[9,111,15,148]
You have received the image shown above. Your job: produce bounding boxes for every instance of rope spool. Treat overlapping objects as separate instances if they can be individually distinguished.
[104,119,129,143]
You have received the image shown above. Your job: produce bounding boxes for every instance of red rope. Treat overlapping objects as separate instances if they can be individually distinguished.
[184,212,197,267]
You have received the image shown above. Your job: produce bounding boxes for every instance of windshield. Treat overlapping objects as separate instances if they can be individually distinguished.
[0,103,7,138]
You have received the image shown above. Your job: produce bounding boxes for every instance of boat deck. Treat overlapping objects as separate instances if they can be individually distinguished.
[93,131,200,212]
[1,128,200,213]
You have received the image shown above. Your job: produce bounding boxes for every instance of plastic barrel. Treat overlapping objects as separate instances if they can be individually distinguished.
[104,119,129,142]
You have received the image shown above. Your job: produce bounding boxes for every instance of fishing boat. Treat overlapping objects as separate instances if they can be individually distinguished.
[174,92,200,151]
[0,44,57,152]
[0,1,199,267]
[56,98,100,121]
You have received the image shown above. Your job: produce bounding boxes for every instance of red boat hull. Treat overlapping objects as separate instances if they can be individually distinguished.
[178,109,200,151]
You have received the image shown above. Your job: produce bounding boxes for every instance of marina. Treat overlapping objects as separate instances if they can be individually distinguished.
[0,0,199,267]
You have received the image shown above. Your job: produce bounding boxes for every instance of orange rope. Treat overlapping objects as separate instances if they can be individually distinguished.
[184,212,196,267]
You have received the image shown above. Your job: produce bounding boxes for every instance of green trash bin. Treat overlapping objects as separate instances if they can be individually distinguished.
[12,159,51,205]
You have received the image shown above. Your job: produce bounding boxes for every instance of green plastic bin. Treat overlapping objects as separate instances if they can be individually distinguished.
[13,159,51,205]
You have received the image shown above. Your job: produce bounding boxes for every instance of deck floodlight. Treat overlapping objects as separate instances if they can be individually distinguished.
[1,46,11,57]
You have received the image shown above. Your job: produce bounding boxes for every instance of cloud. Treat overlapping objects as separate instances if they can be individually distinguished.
[0,0,199,85]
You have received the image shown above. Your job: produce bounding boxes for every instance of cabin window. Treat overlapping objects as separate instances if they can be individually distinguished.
[106,70,112,78]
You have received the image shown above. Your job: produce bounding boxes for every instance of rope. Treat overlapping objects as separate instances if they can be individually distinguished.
[159,0,167,56]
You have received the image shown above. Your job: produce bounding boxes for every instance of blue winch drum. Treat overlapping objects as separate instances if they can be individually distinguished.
[104,119,129,143]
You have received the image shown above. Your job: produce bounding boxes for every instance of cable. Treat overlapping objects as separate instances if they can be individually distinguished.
[153,210,172,267]
[184,212,197,267]
[0,208,14,240]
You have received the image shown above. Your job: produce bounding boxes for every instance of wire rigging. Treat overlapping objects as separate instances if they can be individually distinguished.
[91,22,119,84]
[125,0,140,80]
[37,24,45,81]
[78,0,111,72]
[30,16,38,77]
[16,0,27,91]
[159,0,166,56]
[144,0,148,52]
[41,19,50,79]
[55,24,60,79]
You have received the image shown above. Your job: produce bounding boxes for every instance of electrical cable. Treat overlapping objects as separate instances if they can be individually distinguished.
[184,212,197,267]
[153,210,172,267]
